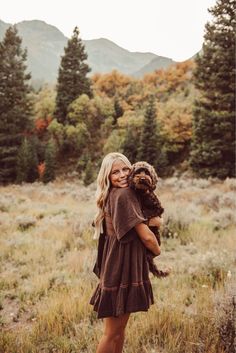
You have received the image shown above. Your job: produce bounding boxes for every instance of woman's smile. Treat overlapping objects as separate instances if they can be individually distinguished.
[110,160,130,188]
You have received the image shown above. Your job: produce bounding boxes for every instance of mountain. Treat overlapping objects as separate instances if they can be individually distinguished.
[133,55,175,77]
[0,20,67,84]
[84,38,159,75]
[0,19,177,84]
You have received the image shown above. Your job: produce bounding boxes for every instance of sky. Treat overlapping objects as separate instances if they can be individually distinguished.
[1,0,217,61]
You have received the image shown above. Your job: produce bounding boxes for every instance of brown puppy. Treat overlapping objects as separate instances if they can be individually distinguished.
[129,161,170,278]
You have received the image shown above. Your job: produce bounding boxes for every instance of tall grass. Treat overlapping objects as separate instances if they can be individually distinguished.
[0,178,235,353]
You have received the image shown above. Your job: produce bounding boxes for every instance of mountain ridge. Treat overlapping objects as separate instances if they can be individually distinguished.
[0,19,181,85]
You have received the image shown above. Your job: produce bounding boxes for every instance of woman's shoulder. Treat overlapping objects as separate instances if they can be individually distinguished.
[109,187,138,203]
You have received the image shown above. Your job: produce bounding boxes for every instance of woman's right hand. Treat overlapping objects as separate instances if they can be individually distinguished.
[134,223,161,256]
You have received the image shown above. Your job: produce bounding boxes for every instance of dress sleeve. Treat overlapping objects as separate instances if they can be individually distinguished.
[109,187,147,241]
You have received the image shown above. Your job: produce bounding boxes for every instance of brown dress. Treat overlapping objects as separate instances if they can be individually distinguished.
[89,187,154,319]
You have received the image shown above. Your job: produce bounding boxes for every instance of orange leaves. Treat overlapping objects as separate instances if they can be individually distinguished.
[92,70,132,97]
[158,99,192,146]
[35,116,52,135]
[91,62,196,157]
[143,60,195,95]
[91,61,195,111]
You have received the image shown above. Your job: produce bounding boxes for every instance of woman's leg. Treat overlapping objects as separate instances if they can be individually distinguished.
[113,313,130,353]
[96,313,130,353]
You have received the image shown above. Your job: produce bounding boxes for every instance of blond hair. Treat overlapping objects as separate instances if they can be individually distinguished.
[93,152,131,238]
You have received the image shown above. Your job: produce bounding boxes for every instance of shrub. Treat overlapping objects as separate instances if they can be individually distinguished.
[211,209,236,230]
[214,281,236,353]
[16,215,36,231]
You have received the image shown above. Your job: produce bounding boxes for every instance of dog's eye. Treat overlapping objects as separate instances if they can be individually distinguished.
[136,168,150,176]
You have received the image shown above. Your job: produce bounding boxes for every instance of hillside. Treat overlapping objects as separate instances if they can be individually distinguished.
[133,55,175,77]
[83,38,159,75]
[0,19,177,84]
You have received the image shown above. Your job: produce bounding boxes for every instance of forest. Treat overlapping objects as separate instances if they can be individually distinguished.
[0,0,235,185]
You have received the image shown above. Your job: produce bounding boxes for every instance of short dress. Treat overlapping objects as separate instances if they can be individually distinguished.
[89,186,154,319]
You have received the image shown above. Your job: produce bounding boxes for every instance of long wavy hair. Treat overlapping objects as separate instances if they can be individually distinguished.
[93,152,131,238]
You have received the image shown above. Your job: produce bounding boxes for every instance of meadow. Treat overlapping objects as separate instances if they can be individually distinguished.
[0,176,235,353]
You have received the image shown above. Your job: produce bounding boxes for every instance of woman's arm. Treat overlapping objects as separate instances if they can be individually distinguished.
[148,216,163,227]
[134,223,161,256]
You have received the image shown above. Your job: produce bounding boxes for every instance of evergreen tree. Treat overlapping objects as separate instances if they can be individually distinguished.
[16,138,38,183]
[190,0,236,178]
[113,95,124,125]
[122,127,139,163]
[16,138,30,183]
[27,137,39,182]
[77,153,90,173]
[0,26,32,183]
[83,159,95,186]
[54,27,92,125]
[139,96,167,174]
[43,139,57,183]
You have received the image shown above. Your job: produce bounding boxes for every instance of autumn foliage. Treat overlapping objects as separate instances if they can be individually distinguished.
[91,61,196,171]
[27,60,197,181]
[35,116,52,135]
[92,70,132,98]
[143,60,195,98]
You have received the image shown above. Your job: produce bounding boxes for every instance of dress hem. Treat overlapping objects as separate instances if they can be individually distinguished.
[90,304,154,319]
[90,280,154,319]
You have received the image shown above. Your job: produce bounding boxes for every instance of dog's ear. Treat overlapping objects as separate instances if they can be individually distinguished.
[150,165,158,189]
[138,161,158,189]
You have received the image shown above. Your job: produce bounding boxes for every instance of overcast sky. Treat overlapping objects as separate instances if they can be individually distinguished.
[1,0,217,61]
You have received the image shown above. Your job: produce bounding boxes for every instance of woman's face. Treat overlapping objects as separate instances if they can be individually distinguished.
[110,160,130,188]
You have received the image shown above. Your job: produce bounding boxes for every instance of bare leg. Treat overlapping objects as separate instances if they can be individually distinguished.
[96,313,130,353]
[114,330,125,353]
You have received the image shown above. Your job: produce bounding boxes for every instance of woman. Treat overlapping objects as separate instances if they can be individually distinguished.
[90,152,162,353]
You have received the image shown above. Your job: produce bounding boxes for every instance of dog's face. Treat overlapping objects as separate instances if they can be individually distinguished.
[128,161,158,191]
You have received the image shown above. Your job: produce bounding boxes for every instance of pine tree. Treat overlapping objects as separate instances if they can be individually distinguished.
[113,95,124,125]
[0,26,32,183]
[122,127,139,163]
[83,159,95,186]
[54,27,92,125]
[16,138,30,183]
[43,139,57,183]
[139,96,167,174]
[190,0,236,178]
[27,137,39,182]
[16,138,38,183]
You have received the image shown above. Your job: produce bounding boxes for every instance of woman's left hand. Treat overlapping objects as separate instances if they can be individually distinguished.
[148,216,163,228]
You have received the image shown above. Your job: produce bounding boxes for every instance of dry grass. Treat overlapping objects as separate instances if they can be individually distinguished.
[0,177,235,353]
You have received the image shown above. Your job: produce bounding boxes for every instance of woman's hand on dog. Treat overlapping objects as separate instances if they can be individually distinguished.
[148,216,163,227]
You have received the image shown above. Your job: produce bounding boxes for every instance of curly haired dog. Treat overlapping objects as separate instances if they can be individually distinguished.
[128,161,170,278]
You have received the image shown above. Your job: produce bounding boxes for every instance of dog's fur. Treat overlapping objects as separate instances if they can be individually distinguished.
[128,161,170,278]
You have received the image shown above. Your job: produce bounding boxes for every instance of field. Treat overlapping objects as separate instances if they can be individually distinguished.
[0,176,235,353]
